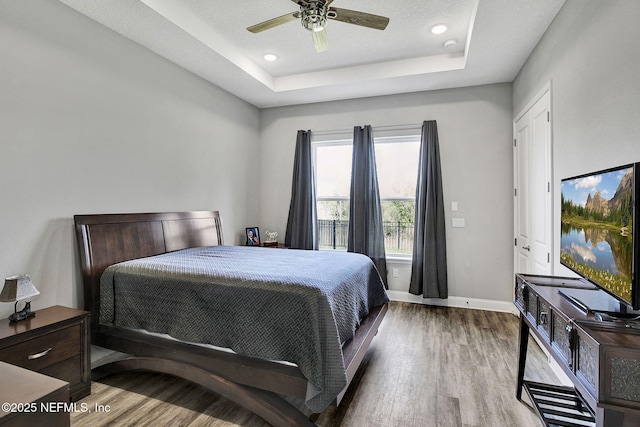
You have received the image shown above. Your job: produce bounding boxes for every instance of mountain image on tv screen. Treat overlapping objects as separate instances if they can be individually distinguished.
[560,166,634,304]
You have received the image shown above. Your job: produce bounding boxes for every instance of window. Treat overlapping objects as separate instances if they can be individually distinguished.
[375,136,420,255]
[313,133,420,256]
[314,140,352,251]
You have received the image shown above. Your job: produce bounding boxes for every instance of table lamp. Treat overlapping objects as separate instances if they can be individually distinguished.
[0,274,40,322]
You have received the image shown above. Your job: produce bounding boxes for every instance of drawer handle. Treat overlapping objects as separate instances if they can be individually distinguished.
[28,348,52,360]
[540,311,548,324]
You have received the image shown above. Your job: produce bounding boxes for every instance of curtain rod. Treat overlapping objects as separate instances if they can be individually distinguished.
[311,123,423,137]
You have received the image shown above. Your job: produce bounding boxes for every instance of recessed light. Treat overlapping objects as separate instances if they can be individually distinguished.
[431,24,448,35]
[263,53,278,62]
[444,39,457,48]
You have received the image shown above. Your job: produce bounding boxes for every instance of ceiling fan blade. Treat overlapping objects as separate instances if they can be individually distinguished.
[247,12,298,33]
[328,7,389,30]
[312,28,329,53]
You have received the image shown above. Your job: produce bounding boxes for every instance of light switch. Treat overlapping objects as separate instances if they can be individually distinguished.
[452,218,465,228]
[451,201,458,211]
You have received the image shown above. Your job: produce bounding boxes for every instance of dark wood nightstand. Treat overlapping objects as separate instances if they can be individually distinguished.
[0,361,70,427]
[0,305,90,402]
[260,242,287,248]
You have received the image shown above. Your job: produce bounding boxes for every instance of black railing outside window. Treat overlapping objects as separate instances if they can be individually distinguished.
[318,219,414,254]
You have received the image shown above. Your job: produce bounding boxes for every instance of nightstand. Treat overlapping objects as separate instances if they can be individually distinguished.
[0,305,90,401]
[260,242,287,248]
[0,361,70,426]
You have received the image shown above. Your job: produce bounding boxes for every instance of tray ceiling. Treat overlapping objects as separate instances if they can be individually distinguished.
[58,0,565,108]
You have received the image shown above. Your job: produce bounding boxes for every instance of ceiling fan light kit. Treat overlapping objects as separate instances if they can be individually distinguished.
[247,0,390,53]
[301,3,328,32]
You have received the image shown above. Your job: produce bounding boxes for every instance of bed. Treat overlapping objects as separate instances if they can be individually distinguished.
[74,211,388,426]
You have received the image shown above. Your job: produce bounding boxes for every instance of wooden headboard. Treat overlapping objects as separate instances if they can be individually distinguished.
[74,211,223,327]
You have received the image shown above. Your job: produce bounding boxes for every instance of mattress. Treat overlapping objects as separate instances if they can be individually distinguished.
[99,245,389,411]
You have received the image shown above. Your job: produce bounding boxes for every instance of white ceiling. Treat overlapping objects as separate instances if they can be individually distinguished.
[58,0,566,108]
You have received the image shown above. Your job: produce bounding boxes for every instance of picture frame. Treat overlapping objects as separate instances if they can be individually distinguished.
[245,227,260,246]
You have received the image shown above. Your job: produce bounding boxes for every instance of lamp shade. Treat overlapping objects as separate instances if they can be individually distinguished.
[0,275,40,302]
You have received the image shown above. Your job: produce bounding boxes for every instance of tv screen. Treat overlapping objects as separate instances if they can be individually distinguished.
[560,163,639,310]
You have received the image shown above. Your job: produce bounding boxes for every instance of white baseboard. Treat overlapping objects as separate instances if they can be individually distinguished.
[386,290,520,315]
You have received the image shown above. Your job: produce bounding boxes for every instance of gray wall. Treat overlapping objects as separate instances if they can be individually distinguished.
[0,1,260,319]
[513,0,640,276]
[259,84,515,302]
[7,0,635,317]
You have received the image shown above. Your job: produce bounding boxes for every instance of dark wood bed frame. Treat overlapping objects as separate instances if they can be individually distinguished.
[74,211,387,426]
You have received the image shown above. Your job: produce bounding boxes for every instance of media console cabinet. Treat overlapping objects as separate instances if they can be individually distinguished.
[515,273,640,427]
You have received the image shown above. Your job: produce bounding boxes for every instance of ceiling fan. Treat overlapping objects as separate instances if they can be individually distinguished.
[247,0,390,53]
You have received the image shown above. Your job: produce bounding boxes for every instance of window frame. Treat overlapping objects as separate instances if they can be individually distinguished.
[312,132,420,258]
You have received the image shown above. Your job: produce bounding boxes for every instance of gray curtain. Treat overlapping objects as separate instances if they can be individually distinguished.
[285,130,318,250]
[409,120,448,298]
[348,125,388,288]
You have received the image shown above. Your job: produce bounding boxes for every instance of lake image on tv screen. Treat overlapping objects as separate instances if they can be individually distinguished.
[560,167,634,303]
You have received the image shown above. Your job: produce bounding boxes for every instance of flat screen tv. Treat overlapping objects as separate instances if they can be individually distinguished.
[560,163,640,311]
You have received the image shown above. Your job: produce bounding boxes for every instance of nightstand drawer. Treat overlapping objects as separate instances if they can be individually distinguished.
[40,355,83,386]
[0,324,80,372]
[0,306,90,401]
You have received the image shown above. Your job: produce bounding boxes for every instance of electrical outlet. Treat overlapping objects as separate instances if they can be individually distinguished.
[392,268,399,278]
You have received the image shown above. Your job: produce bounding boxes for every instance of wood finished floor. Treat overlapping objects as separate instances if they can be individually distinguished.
[71,302,559,427]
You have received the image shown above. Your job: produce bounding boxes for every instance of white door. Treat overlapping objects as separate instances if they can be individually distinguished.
[514,115,532,273]
[514,87,552,275]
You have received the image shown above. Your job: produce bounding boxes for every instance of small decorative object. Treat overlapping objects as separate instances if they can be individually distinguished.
[245,227,260,246]
[0,274,40,322]
[262,230,279,247]
[265,230,278,243]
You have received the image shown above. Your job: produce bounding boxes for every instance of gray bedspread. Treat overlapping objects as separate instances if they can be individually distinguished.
[100,245,389,412]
